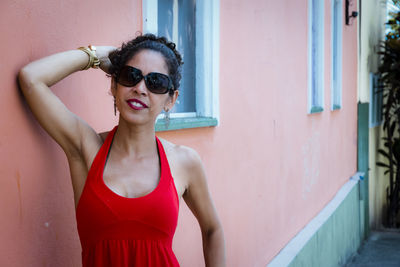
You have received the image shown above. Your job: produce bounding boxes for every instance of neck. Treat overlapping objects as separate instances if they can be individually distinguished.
[112,118,158,158]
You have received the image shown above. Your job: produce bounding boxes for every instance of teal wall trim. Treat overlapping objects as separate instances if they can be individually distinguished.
[268,173,363,267]
[155,117,218,132]
[310,106,324,113]
[357,102,370,240]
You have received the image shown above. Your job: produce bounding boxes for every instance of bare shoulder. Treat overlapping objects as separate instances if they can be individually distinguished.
[82,130,109,164]
[67,125,108,170]
[158,138,203,169]
[99,131,109,143]
[158,138,205,196]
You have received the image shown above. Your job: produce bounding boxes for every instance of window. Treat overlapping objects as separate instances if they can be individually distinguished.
[308,0,325,113]
[143,0,220,131]
[369,73,383,128]
[331,0,343,110]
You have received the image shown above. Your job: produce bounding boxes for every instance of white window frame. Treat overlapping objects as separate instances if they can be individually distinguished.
[369,73,383,128]
[331,0,343,110]
[143,0,220,130]
[308,0,325,113]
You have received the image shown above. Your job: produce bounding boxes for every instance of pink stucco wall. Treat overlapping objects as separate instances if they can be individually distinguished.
[1,0,357,266]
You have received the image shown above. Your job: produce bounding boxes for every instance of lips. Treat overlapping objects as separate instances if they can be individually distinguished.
[126,98,149,110]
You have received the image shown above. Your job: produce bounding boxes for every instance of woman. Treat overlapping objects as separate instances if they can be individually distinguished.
[18,34,225,267]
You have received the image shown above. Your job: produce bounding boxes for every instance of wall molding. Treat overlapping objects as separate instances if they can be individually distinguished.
[268,172,363,267]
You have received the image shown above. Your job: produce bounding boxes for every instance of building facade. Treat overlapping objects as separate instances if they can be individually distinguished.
[1,0,362,266]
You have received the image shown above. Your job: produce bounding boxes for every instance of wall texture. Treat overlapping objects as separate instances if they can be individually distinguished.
[1,0,358,266]
[1,0,141,266]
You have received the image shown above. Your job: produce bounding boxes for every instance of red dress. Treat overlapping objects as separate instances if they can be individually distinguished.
[76,126,180,266]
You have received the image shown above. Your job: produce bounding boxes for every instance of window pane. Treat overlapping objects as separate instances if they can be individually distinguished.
[332,0,342,109]
[369,73,383,127]
[158,0,196,113]
[310,0,323,109]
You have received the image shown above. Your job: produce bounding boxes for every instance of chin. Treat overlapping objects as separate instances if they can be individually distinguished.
[119,113,156,127]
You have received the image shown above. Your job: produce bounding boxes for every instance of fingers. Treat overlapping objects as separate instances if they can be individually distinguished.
[95,46,117,74]
[96,46,117,59]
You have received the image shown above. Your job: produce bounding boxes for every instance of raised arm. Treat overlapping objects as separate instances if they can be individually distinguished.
[182,148,226,267]
[18,46,115,157]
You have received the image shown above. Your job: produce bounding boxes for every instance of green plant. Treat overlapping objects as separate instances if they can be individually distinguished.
[377,2,400,227]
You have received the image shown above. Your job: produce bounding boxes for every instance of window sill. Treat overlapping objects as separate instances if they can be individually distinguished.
[155,116,218,132]
[309,106,324,114]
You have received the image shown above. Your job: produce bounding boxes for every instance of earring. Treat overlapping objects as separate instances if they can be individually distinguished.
[114,97,117,116]
[164,108,170,129]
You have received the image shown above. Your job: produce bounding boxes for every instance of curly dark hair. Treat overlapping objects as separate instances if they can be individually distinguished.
[109,33,183,96]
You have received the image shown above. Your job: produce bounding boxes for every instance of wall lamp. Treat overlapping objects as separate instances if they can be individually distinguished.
[345,0,358,25]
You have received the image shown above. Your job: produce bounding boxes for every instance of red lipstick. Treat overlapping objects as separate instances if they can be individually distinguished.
[127,99,148,110]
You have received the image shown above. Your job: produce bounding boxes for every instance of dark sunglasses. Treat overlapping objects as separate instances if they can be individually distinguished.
[116,66,174,94]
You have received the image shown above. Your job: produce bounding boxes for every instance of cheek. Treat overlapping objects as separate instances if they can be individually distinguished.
[149,96,170,113]
[155,100,167,112]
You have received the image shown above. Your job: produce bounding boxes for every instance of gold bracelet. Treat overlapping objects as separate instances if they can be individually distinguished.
[77,45,100,70]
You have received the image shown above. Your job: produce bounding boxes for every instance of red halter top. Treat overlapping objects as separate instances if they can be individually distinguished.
[76,126,180,266]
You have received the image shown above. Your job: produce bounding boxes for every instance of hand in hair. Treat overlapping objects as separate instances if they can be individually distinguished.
[96,46,118,74]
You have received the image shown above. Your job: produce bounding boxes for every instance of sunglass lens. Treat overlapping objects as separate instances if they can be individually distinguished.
[145,73,170,94]
[118,66,142,87]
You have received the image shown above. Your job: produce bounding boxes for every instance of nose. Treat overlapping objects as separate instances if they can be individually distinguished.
[133,79,148,96]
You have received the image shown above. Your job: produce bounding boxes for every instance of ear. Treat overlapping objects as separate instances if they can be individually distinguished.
[164,90,179,111]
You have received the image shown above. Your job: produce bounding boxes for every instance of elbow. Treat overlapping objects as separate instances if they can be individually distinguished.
[18,67,29,89]
[18,67,35,94]
[203,223,224,241]
[202,224,226,267]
